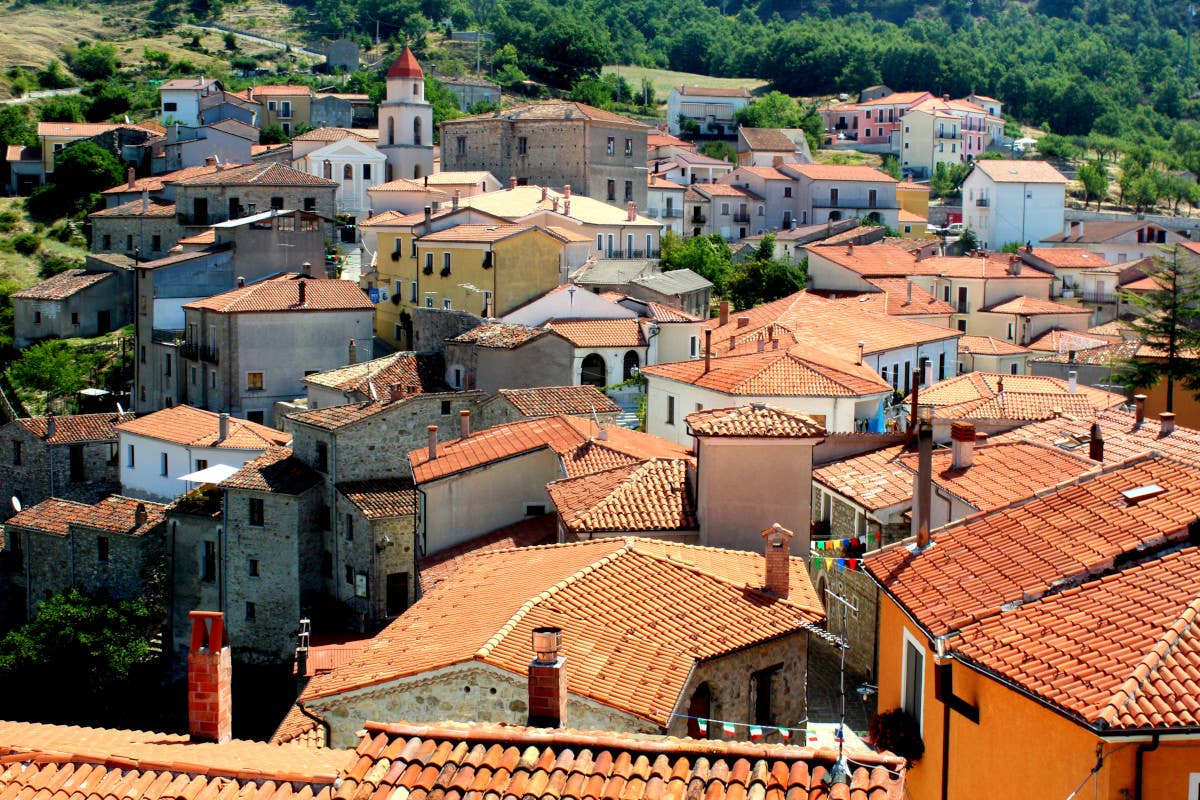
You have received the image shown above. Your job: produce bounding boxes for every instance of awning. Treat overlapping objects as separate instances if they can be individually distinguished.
[178,463,240,484]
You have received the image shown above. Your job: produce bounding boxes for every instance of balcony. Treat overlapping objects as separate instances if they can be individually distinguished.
[732,212,751,223]
[1080,291,1115,304]
[957,302,969,314]
[975,198,990,207]
[663,209,682,218]
[601,249,660,260]
[691,213,707,223]
[182,342,219,364]
[811,201,900,211]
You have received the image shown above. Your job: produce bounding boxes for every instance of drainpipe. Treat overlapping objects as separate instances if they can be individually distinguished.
[1133,734,1160,800]
[294,701,332,747]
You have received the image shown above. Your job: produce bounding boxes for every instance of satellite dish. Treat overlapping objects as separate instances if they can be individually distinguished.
[10,497,21,513]
[116,402,125,415]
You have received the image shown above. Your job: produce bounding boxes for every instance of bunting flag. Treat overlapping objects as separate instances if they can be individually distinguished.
[837,558,846,571]
[778,727,791,740]
[723,722,737,736]
[749,726,763,741]
[812,556,822,569]
[698,718,708,730]
[848,558,858,571]
[841,539,850,547]
[850,537,860,548]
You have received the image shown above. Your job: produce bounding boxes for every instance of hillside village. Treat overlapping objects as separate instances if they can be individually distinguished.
[4,35,1200,800]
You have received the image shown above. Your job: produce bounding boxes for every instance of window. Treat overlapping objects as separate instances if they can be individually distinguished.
[425,295,434,308]
[343,163,353,180]
[127,444,135,468]
[245,602,256,621]
[315,442,328,472]
[248,498,264,526]
[126,234,134,251]
[624,181,633,202]
[442,298,452,310]
[102,235,111,250]
[689,336,698,358]
[363,164,371,180]
[280,101,292,119]
[442,252,451,272]
[413,116,423,145]
[163,102,178,112]
[33,311,40,324]
[164,354,171,377]
[901,629,925,728]
[160,452,168,477]
[666,395,676,425]
[267,100,277,111]
[752,664,783,725]
[424,252,434,273]
[607,180,616,201]
[456,136,466,156]
[345,564,354,585]
[303,197,316,211]
[246,371,264,390]
[345,514,354,541]
[1010,362,1019,375]
[518,136,528,155]
[98,537,109,563]
[1006,322,1014,341]
[607,136,615,155]
[868,189,877,208]
[938,352,946,380]
[201,541,216,582]
[830,188,839,207]
[270,196,284,210]
[409,281,418,303]
[866,128,872,137]
[69,444,84,482]
[248,558,260,577]
[11,440,20,467]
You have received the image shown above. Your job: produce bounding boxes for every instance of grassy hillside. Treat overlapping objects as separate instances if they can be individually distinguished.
[601,65,766,105]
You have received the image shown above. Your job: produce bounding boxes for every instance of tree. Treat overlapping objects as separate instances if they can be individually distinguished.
[1078,159,1109,210]
[26,141,123,220]
[732,91,822,152]
[660,232,732,295]
[958,227,979,252]
[8,340,92,398]
[534,17,611,87]
[0,106,36,148]
[224,32,239,51]
[259,123,289,144]
[726,235,805,310]
[930,162,969,198]
[66,43,118,82]
[1118,246,1200,412]
[36,60,74,90]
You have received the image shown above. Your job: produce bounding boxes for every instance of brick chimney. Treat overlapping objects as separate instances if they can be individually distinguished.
[950,421,975,469]
[552,197,559,213]
[298,280,306,305]
[1134,394,1147,424]
[453,190,460,211]
[509,176,517,190]
[187,611,232,743]
[389,384,407,401]
[914,407,933,548]
[237,276,245,288]
[459,409,470,438]
[736,315,750,329]
[757,337,765,353]
[1160,412,1176,435]
[761,523,794,597]
[719,300,729,327]
[1089,421,1104,462]
[563,184,571,199]
[134,502,148,529]
[427,425,438,458]
[126,167,136,188]
[528,627,567,728]
[347,339,358,365]
[627,202,636,222]
[703,329,712,374]
[847,242,854,255]
[217,412,229,443]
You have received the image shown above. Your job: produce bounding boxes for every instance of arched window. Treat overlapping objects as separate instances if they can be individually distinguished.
[687,684,712,739]
[623,350,640,380]
[828,210,843,222]
[413,116,423,146]
[322,160,333,179]
[387,117,395,146]
[864,211,882,224]
[580,353,606,386]
[413,164,422,179]
[342,163,353,180]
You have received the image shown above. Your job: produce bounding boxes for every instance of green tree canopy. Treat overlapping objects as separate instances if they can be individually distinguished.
[660,232,732,295]
[726,235,806,310]
[66,43,118,82]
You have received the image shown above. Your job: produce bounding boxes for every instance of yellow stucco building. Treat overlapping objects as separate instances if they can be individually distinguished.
[896,178,930,237]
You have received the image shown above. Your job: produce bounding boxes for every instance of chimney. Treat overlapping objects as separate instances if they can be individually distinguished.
[772,339,780,350]
[1134,394,1147,424]
[205,155,217,167]
[541,186,548,202]
[453,190,460,211]
[213,415,229,446]
[942,93,950,101]
[424,206,432,230]
[528,627,567,728]
[298,280,306,305]
[761,523,794,598]
[847,242,854,256]
[1160,412,1176,435]
[627,202,636,222]
[857,341,865,366]
[459,409,470,438]
[1089,421,1104,462]
[906,281,913,306]
[563,184,571,199]
[914,407,933,548]
[347,339,357,365]
[126,166,136,188]
[552,197,559,213]
[950,421,975,469]
[772,155,783,167]
[703,329,712,374]
[187,611,232,743]
[563,199,571,216]
[45,414,56,439]
[423,175,429,188]
[389,384,406,402]
[133,502,148,529]
[756,337,765,353]
[237,276,245,288]
[736,315,750,329]
[1068,370,1078,394]
[719,301,730,327]
[427,424,438,458]
[509,176,517,191]
[1025,241,1033,254]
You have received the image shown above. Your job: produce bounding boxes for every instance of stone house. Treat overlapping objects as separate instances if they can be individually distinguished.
[287,534,823,747]
[323,40,360,73]
[3,495,166,621]
[442,323,576,394]
[301,351,448,411]
[89,197,180,261]
[439,76,501,112]
[163,485,224,663]
[12,268,131,347]
[0,412,133,520]
[100,163,227,208]
[334,478,418,622]
[440,101,649,210]
[179,274,375,424]
[171,162,338,238]
[474,385,620,429]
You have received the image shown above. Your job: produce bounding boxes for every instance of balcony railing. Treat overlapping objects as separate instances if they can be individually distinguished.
[812,201,899,210]
[732,213,751,223]
[1080,291,1115,304]
[600,249,660,259]
[957,302,969,314]
[691,213,707,223]
[663,209,683,218]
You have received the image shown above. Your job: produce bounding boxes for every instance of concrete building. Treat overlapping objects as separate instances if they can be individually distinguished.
[666,86,752,136]
[1039,219,1187,264]
[438,75,501,112]
[291,128,386,226]
[160,77,225,127]
[784,163,900,229]
[116,405,290,502]
[162,119,257,172]
[443,323,576,394]
[179,274,374,424]
[440,101,649,210]
[735,127,813,167]
[957,335,1032,374]
[961,159,1068,251]
[12,268,131,347]
[377,48,435,182]
[244,85,314,138]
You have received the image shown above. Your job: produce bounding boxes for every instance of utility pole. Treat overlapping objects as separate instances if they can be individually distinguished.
[375,18,380,48]
[476,30,482,74]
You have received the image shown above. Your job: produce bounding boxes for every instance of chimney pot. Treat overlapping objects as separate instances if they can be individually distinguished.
[950,421,975,469]
[761,523,794,598]
[1068,370,1078,394]
[389,384,406,401]
[187,611,232,743]
[424,206,432,230]
[563,184,571,198]
[134,502,148,528]
[1089,421,1105,462]
[427,425,438,459]
[509,176,517,190]
[347,339,357,365]
[857,341,865,366]
[218,412,229,443]
[459,409,470,438]
[424,175,429,187]
[205,155,217,167]
[1134,394,1147,424]
[719,301,730,327]
[237,276,245,288]
[528,627,567,728]
[564,199,571,216]
[1160,411,1176,435]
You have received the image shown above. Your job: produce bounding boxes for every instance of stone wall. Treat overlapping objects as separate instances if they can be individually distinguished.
[310,661,656,748]
[808,562,880,680]
[175,185,337,238]
[0,426,120,522]
[91,215,180,261]
[332,491,417,625]
[410,307,482,354]
[167,504,224,664]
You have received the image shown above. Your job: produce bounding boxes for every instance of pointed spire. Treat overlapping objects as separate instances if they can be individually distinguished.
[387,47,424,79]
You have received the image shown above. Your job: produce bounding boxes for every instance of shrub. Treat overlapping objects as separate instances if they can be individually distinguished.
[38,250,84,279]
[10,232,40,255]
[0,210,18,233]
[868,709,925,767]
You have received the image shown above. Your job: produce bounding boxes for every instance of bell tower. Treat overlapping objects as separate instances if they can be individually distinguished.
[377,47,434,182]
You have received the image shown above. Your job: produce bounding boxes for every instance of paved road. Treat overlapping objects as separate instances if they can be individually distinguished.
[0,87,82,105]
[193,24,324,59]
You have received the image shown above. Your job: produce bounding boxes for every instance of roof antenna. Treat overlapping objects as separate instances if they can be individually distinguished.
[822,588,856,788]
[590,402,607,441]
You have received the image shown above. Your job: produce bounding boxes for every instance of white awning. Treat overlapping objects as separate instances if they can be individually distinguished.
[178,464,240,484]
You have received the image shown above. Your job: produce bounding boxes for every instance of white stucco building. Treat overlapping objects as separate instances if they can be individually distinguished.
[962,160,1067,251]
[292,128,387,225]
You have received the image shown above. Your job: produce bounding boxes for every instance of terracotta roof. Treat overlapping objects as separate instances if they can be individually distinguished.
[644,347,890,398]
[448,322,549,349]
[807,243,917,278]
[814,445,912,512]
[171,162,336,187]
[730,165,792,180]
[336,478,417,519]
[303,352,448,397]
[418,223,543,243]
[913,372,1125,413]
[970,159,1067,184]
[1025,327,1120,353]
[386,47,424,79]
[675,85,751,97]
[161,77,221,90]
[639,298,703,322]
[5,145,38,162]
[443,101,646,129]
[422,171,496,185]
[0,720,347,794]
[689,183,762,199]
[88,198,176,218]
[1041,220,1177,244]
[1032,340,1140,365]
[249,84,313,97]
[1026,247,1114,270]
[12,270,112,301]
[220,447,321,494]
[299,537,823,723]
[177,229,215,245]
[827,279,955,317]
[272,705,328,747]
[367,177,446,194]
[459,185,658,227]
[932,393,1104,422]
[14,411,133,443]
[409,415,690,484]
[291,127,371,142]
[543,318,646,347]
[1088,320,1134,339]
[910,253,1053,280]
[857,91,930,106]
[867,455,1200,639]
[990,408,1200,466]
[897,441,1097,511]
[1122,275,1162,292]
[183,275,373,313]
[418,514,558,592]
[687,404,826,437]
[739,127,801,151]
[547,459,697,534]
[6,496,165,537]
[101,163,234,195]
[286,391,464,432]
[981,295,1090,315]
[37,122,124,138]
[957,335,1030,356]
[496,385,620,417]
[952,545,1200,731]
[116,405,290,449]
[788,164,897,183]
[336,721,906,800]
